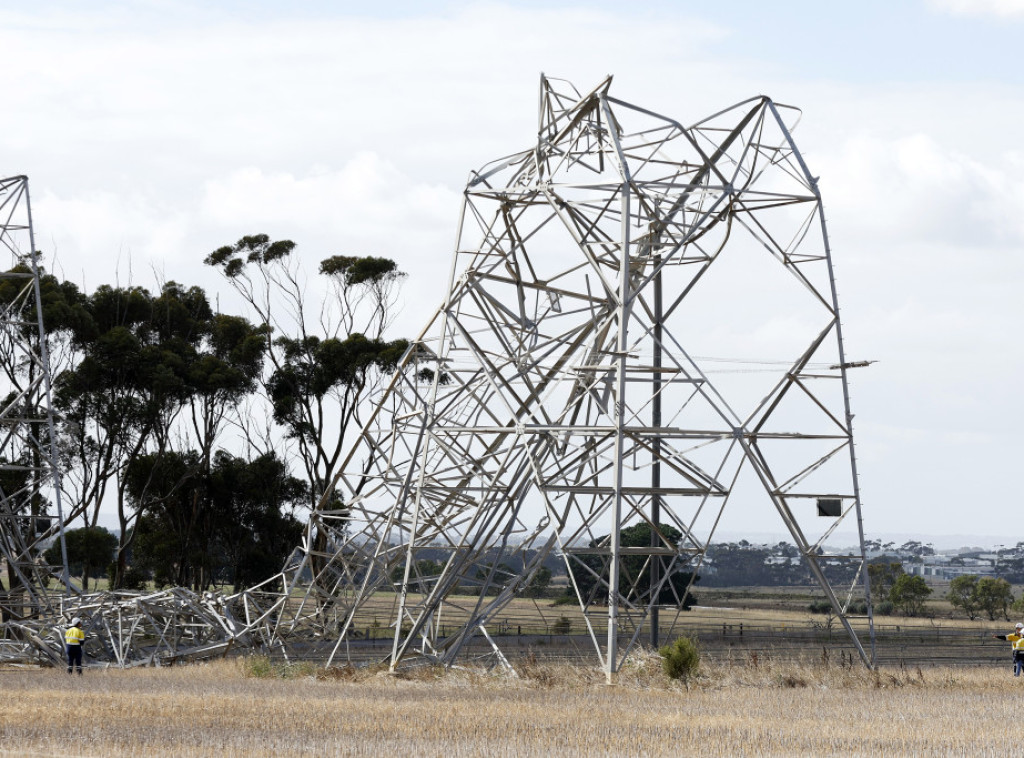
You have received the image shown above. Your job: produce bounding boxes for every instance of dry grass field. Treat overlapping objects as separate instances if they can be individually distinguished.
[0,653,1018,757]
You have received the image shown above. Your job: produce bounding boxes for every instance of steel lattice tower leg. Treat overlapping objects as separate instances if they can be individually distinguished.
[0,175,71,621]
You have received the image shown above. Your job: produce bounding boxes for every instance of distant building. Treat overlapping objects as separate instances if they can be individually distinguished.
[905,555,997,580]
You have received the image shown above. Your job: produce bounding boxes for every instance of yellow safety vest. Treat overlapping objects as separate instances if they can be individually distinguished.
[65,626,84,645]
[998,632,1024,653]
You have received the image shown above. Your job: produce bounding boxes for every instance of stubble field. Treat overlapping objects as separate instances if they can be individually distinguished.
[0,653,1017,757]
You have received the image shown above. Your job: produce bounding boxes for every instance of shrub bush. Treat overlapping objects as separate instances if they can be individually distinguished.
[244,655,274,678]
[552,616,572,634]
[809,599,868,614]
[659,636,700,681]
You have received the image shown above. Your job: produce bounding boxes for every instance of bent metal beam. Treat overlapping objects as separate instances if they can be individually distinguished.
[0,79,875,676]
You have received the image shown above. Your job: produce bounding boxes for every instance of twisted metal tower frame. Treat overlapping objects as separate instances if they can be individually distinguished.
[290,76,875,678]
[0,79,875,674]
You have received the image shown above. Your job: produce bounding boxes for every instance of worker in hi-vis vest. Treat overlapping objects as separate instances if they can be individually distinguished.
[993,622,1024,676]
[64,617,85,675]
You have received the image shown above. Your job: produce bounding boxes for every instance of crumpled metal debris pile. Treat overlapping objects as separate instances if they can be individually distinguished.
[0,547,365,668]
[0,583,295,667]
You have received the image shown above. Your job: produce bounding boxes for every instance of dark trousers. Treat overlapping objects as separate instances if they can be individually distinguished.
[66,644,83,674]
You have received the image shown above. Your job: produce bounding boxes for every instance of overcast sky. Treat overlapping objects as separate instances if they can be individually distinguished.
[3,0,1022,545]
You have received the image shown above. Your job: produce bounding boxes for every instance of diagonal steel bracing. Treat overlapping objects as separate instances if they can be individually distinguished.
[0,175,72,622]
[0,79,874,675]
[301,75,875,677]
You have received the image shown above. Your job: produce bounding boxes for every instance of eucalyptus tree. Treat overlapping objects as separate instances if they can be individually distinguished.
[947,574,981,620]
[41,526,117,592]
[974,577,1014,622]
[54,280,271,586]
[204,235,409,512]
[888,574,932,617]
[206,450,305,590]
[55,283,170,536]
[127,449,304,591]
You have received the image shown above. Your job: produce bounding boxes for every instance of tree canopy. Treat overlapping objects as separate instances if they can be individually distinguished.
[7,234,410,595]
[43,526,117,592]
[568,522,698,609]
[889,574,932,616]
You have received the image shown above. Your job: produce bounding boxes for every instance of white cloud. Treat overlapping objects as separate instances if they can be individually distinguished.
[928,0,1024,17]
[816,133,1024,246]
[202,153,455,240]
[34,189,190,290]
[200,153,461,336]
[809,129,1024,414]
[0,3,734,188]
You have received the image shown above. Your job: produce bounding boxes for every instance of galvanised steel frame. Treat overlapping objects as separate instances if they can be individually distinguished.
[292,76,875,679]
[0,79,875,674]
[0,175,71,621]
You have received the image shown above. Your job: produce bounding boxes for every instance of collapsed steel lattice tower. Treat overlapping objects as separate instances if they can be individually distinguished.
[0,81,875,674]
[305,76,875,677]
[0,175,70,621]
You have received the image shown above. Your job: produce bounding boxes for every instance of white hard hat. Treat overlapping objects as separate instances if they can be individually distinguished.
[71,617,81,626]
[1016,622,1023,630]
